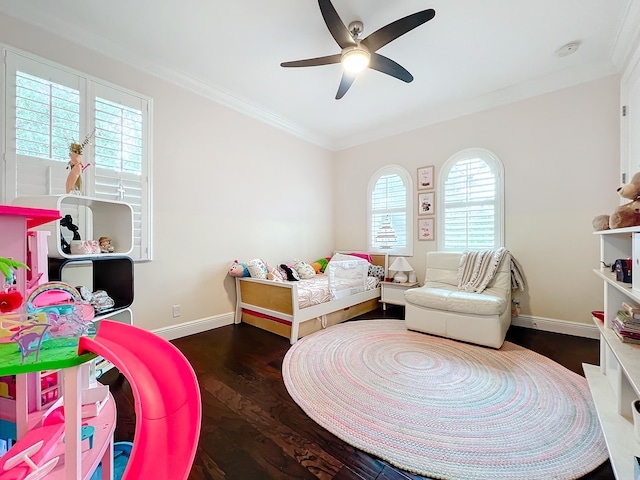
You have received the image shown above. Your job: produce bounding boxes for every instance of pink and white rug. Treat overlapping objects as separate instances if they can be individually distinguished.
[282,320,608,480]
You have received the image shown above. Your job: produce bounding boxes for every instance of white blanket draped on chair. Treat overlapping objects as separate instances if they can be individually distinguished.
[457,248,526,293]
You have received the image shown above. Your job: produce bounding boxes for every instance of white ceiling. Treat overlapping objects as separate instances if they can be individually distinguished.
[1,0,639,150]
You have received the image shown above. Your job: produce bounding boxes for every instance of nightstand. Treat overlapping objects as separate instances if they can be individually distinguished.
[380,281,420,310]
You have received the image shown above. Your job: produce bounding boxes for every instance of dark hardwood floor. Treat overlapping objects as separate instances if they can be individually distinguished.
[100,306,615,480]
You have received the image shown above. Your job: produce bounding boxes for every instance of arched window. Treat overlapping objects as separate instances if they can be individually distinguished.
[437,148,504,251]
[367,165,413,256]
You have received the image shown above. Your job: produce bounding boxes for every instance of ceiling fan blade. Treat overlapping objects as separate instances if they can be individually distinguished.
[361,9,435,53]
[318,0,356,49]
[281,54,342,68]
[336,72,357,99]
[369,53,413,83]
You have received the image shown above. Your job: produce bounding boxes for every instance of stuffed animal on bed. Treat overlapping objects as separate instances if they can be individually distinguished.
[279,264,300,281]
[228,260,249,277]
[311,258,329,274]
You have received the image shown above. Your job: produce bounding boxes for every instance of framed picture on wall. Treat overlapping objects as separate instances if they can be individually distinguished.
[418,192,435,216]
[418,217,435,241]
[417,165,434,191]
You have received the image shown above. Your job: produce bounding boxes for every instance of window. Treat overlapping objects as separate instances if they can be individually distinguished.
[3,48,152,261]
[368,165,413,256]
[438,148,504,251]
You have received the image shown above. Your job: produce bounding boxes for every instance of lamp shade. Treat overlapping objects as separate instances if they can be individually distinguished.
[389,257,413,283]
[389,257,413,272]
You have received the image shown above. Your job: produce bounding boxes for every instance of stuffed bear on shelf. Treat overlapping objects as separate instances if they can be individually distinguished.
[593,172,640,230]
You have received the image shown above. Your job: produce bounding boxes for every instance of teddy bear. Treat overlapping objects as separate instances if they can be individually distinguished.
[228,260,249,277]
[609,199,640,229]
[593,172,640,230]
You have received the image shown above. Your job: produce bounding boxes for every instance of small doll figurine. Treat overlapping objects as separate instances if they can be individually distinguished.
[66,130,95,194]
[99,236,115,253]
[65,152,84,194]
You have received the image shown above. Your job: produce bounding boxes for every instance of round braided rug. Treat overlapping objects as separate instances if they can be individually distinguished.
[282,320,608,480]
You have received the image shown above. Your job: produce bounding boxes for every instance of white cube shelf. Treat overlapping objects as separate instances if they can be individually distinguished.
[12,195,133,259]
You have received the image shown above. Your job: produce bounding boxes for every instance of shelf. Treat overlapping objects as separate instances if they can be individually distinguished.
[595,226,640,236]
[48,256,134,317]
[592,224,640,479]
[594,269,640,304]
[595,319,640,399]
[584,363,639,480]
[12,195,133,259]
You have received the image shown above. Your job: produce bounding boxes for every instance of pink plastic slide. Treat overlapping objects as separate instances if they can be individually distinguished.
[78,320,201,480]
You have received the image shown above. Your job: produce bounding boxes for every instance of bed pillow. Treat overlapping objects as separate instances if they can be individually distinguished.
[293,259,316,279]
[347,252,373,263]
[368,264,385,280]
[265,262,284,282]
[246,258,268,279]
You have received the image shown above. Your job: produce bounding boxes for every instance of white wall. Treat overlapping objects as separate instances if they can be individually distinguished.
[334,75,621,325]
[0,12,335,332]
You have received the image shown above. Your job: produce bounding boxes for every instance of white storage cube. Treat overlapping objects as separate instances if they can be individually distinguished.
[12,195,133,259]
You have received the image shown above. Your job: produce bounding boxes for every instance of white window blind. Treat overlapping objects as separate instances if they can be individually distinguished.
[16,71,80,162]
[439,149,504,251]
[367,166,413,256]
[4,49,152,261]
[93,93,148,259]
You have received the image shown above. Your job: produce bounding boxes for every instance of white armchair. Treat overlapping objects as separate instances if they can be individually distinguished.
[404,251,512,348]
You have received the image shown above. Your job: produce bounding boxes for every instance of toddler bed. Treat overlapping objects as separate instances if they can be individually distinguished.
[234,252,387,343]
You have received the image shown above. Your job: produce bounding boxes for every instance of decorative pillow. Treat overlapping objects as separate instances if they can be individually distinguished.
[293,259,316,279]
[347,252,373,263]
[368,264,385,280]
[265,262,284,282]
[246,258,268,279]
[279,264,299,281]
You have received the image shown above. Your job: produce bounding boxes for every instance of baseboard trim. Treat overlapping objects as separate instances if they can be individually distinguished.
[153,312,235,341]
[510,315,599,340]
[151,312,599,341]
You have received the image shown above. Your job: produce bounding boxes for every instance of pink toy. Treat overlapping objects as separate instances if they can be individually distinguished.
[228,260,249,278]
[0,423,64,480]
[78,320,201,480]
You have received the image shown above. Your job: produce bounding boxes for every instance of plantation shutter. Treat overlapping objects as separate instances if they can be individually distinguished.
[91,84,149,260]
[6,52,86,198]
[368,166,413,256]
[442,157,498,251]
[4,49,152,261]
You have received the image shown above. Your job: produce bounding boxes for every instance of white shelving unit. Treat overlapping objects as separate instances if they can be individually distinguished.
[12,194,133,259]
[588,226,640,480]
[11,195,135,376]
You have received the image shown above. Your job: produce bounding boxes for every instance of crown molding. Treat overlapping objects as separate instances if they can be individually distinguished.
[0,5,630,152]
[0,7,333,149]
[611,0,640,74]
[333,61,619,150]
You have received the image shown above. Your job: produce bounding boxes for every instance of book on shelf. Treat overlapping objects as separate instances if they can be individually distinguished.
[622,302,640,319]
[613,328,640,344]
[616,309,640,327]
[613,316,640,335]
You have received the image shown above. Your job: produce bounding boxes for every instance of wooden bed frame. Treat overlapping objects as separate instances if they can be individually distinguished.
[234,253,387,343]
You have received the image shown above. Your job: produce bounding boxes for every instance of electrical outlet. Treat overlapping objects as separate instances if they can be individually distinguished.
[172,304,181,318]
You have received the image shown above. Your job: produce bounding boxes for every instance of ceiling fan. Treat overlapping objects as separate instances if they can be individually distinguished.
[281,0,436,99]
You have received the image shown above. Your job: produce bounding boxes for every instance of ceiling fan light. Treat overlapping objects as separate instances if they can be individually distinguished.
[342,48,370,73]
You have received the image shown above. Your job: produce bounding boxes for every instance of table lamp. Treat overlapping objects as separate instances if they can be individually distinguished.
[389,257,414,283]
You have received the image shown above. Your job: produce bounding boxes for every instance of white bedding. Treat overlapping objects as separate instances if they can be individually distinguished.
[295,275,379,309]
